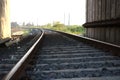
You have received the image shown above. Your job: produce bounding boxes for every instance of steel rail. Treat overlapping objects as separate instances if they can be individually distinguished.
[46,29,120,56]
[3,29,44,80]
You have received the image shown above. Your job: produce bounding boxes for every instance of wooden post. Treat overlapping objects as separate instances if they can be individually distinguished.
[0,0,11,39]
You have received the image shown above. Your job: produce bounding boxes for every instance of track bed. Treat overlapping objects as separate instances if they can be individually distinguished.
[24,30,120,80]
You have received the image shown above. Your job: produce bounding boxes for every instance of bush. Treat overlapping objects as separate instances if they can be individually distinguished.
[34,22,85,35]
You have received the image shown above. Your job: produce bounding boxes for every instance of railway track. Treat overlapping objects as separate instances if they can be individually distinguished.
[2,29,120,80]
[0,28,42,79]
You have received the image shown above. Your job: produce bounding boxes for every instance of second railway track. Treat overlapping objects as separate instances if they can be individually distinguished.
[3,29,120,80]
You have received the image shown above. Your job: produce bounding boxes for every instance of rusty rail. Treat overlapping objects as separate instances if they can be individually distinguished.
[3,29,44,80]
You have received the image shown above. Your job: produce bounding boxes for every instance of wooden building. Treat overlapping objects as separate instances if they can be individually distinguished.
[83,0,120,45]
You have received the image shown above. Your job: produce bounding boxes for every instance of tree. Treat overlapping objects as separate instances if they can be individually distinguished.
[22,22,25,26]
[26,23,34,27]
[53,21,64,28]
[11,22,19,27]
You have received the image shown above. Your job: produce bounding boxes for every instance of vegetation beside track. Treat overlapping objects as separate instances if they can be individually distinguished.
[11,21,85,35]
[34,22,85,35]
[11,27,30,36]
[26,22,85,35]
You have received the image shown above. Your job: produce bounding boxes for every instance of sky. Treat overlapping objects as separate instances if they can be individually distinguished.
[10,0,86,25]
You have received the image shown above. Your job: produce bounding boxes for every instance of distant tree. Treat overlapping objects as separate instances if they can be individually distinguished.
[26,23,34,27]
[53,21,61,25]
[11,22,19,27]
[22,22,25,26]
[46,23,51,27]
[53,22,64,28]
[53,24,64,27]
[31,22,34,26]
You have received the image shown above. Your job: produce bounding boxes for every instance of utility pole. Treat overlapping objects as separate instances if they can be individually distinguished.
[64,13,65,25]
[68,13,70,26]
[37,18,38,27]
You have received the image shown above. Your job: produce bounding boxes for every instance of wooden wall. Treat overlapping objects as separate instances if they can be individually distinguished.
[84,0,120,45]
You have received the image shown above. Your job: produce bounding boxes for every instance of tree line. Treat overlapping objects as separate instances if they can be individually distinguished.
[11,22,34,27]
[11,21,85,35]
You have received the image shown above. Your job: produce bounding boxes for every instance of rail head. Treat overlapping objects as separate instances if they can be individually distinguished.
[46,29,120,56]
[3,29,44,80]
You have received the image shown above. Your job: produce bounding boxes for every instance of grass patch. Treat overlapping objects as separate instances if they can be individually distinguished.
[34,22,85,35]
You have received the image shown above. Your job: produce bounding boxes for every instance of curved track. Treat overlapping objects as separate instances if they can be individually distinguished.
[1,28,44,80]
[2,29,120,80]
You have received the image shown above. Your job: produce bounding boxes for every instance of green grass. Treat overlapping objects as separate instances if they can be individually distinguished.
[30,22,85,35]
[23,30,30,36]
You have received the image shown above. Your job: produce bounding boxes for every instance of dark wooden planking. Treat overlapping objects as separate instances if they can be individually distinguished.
[89,28,92,38]
[86,0,120,21]
[95,28,99,40]
[91,28,93,38]
[91,0,94,22]
[101,0,106,20]
[87,0,90,22]
[114,27,118,45]
[109,28,115,44]
[106,0,111,20]
[87,0,91,22]
[115,27,120,45]
[98,28,102,40]
[89,28,91,37]
[87,28,90,37]
[89,0,93,22]
[99,28,102,41]
[86,28,88,37]
[83,18,120,28]
[90,28,93,38]
[113,27,117,44]
[111,0,116,19]
[94,28,97,40]
[94,0,97,21]
[92,27,95,38]
[86,0,89,22]
[105,27,110,43]
[99,28,102,40]
[91,28,94,38]
[95,0,98,21]
[90,28,92,38]
[105,0,111,20]
[100,28,105,41]
[113,28,116,44]
[92,0,94,21]
[84,0,120,46]
[98,0,102,20]
[116,0,120,18]
[97,28,101,40]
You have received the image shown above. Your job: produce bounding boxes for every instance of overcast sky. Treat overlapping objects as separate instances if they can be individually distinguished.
[10,0,86,25]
